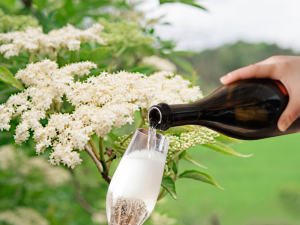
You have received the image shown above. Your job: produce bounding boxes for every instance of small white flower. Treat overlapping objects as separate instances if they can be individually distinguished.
[0,24,104,58]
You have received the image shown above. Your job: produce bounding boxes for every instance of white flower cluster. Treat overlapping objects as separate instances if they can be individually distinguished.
[92,211,108,224]
[142,56,177,72]
[166,126,219,153]
[0,23,104,58]
[147,71,203,106]
[0,60,202,168]
[99,19,153,47]
[0,60,96,168]
[0,207,49,225]
[0,145,71,187]
[0,145,15,170]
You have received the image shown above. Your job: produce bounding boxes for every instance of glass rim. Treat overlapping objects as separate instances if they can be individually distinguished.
[136,128,166,141]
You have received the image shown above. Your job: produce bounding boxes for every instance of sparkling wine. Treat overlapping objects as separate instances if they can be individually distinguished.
[107,149,166,225]
[147,126,156,155]
[148,79,300,140]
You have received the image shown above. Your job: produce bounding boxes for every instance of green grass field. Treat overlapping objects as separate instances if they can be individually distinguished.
[155,133,300,225]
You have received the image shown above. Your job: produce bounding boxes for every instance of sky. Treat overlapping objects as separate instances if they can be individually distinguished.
[137,0,300,52]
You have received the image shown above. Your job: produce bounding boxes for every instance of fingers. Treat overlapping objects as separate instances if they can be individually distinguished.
[278,96,300,132]
[220,63,277,84]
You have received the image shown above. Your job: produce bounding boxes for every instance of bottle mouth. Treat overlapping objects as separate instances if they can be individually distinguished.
[148,106,162,128]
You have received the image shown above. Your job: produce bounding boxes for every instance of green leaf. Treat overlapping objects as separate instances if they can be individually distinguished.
[169,56,195,74]
[70,51,80,63]
[179,170,224,190]
[159,0,207,11]
[216,134,243,146]
[57,54,68,67]
[0,85,19,95]
[183,2,207,10]
[172,51,195,57]
[184,152,207,169]
[172,160,178,175]
[162,125,195,135]
[204,140,252,158]
[179,150,186,160]
[161,177,178,200]
[85,47,112,63]
[107,132,119,142]
[129,66,156,74]
[0,66,24,90]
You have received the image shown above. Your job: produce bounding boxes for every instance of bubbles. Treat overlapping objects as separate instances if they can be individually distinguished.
[107,149,166,225]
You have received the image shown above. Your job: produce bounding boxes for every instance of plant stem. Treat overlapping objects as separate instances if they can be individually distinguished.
[84,144,103,174]
[56,101,61,113]
[121,132,134,143]
[60,49,67,58]
[191,69,198,87]
[115,44,127,57]
[89,138,100,160]
[170,148,186,161]
[105,153,116,163]
[29,53,35,63]
[99,137,111,183]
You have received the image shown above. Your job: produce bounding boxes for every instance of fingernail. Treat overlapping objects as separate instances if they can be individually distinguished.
[279,119,290,132]
[220,74,230,83]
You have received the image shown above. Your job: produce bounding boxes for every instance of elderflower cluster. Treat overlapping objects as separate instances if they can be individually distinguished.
[142,55,177,72]
[99,19,153,47]
[0,145,71,187]
[0,60,96,168]
[146,71,203,105]
[0,23,104,58]
[0,145,16,170]
[0,60,203,168]
[0,207,49,225]
[0,9,39,33]
[92,211,108,224]
[166,126,219,154]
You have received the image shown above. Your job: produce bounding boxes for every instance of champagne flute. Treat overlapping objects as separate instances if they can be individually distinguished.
[106,128,169,225]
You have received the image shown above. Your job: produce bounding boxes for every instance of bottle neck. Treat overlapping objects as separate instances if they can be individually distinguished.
[148,102,205,131]
[168,102,204,127]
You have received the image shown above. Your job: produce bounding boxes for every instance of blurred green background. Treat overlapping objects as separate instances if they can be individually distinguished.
[1,1,300,225]
[156,133,300,225]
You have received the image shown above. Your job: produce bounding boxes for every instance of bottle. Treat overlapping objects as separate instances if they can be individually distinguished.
[148,79,300,140]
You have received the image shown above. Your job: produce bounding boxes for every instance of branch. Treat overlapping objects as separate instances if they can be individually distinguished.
[22,0,32,8]
[70,170,96,214]
[85,143,111,183]
[84,144,103,174]
[89,138,100,160]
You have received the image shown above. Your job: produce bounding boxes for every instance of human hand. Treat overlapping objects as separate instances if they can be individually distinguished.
[220,55,300,132]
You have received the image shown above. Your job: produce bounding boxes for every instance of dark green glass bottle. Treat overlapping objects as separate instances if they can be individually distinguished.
[148,79,300,140]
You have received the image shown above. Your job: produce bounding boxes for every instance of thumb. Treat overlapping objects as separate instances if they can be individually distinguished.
[278,96,300,132]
